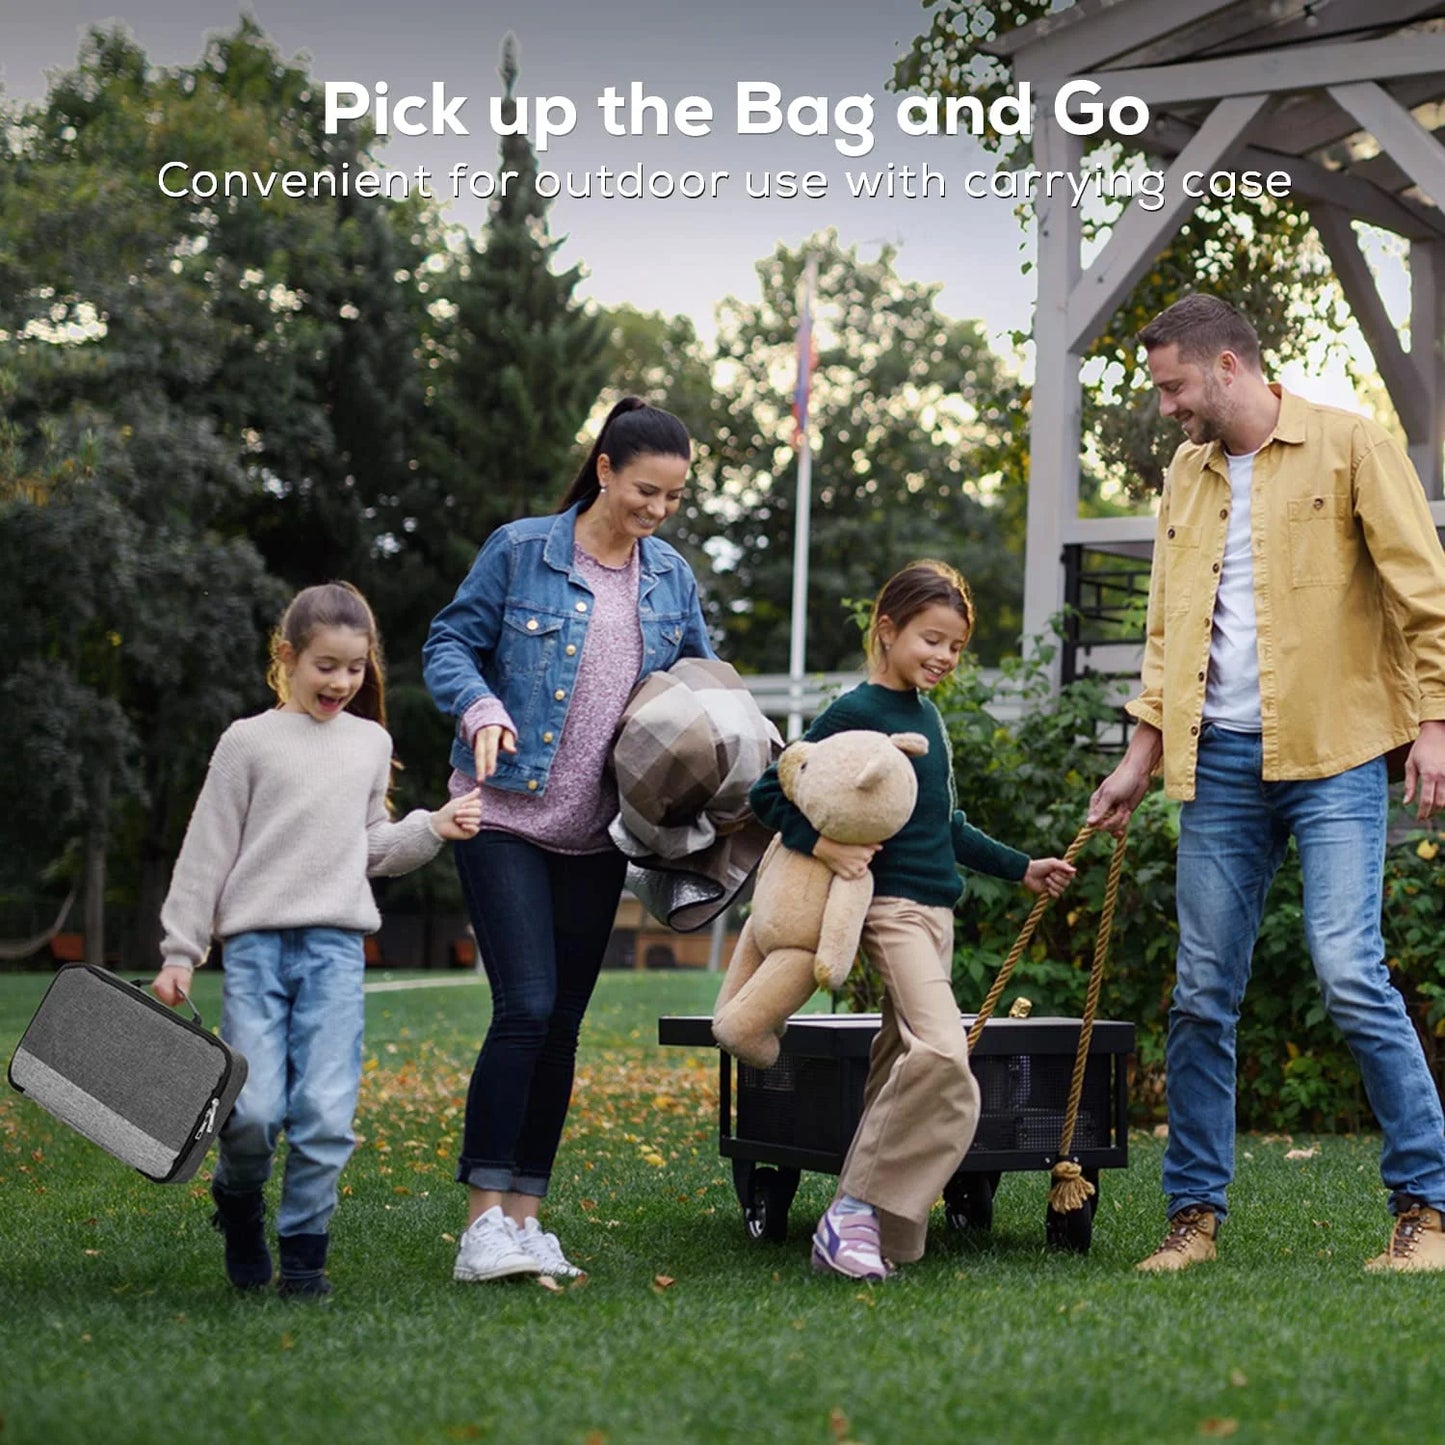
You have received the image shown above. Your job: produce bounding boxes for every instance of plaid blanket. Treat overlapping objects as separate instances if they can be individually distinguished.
[610,658,783,932]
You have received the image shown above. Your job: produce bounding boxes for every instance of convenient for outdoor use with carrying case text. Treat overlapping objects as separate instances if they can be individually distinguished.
[8,964,247,1183]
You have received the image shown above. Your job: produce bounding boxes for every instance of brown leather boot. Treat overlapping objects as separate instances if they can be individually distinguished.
[1365,1205,1445,1273]
[1135,1206,1218,1272]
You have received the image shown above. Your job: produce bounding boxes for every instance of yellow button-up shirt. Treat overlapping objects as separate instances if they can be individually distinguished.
[1126,387,1445,800]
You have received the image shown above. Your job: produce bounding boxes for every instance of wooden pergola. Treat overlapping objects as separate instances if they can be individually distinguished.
[988,0,1445,679]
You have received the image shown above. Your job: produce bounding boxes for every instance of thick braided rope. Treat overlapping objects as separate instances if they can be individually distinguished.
[960,821,1129,1215]
[964,824,1098,1054]
[1055,826,1128,1161]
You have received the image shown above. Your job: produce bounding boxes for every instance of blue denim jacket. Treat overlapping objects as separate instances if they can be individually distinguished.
[423,504,715,794]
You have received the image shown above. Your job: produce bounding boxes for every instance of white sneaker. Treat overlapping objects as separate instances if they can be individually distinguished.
[508,1215,587,1279]
[454,1206,541,1282]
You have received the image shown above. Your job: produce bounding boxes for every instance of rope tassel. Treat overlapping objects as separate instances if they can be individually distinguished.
[1048,1159,1095,1214]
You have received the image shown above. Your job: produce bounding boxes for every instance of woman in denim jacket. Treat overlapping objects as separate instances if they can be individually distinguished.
[424,397,714,1283]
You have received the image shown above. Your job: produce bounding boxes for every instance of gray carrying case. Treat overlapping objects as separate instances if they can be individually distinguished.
[8,964,247,1183]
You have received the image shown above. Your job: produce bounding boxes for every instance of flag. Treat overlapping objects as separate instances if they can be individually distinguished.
[791,259,817,447]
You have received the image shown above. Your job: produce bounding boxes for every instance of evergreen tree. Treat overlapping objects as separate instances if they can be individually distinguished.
[423,34,608,555]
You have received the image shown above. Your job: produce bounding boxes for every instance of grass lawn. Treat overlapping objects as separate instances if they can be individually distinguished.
[1,968,1441,1445]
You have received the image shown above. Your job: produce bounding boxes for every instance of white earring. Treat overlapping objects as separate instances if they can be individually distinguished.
[599,484,608,493]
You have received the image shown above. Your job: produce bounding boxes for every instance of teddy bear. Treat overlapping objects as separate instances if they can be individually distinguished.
[711,729,927,1068]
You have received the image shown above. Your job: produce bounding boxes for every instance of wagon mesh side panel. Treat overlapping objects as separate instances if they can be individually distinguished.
[736,1037,1120,1159]
[972,1052,1112,1151]
[737,1055,869,1156]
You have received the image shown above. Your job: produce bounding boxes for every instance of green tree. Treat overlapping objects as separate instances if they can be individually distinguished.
[0,21,436,962]
[695,231,1025,672]
[599,304,714,439]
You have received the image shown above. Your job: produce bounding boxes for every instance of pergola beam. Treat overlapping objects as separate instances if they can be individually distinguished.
[988,0,1253,79]
[1327,82,1445,211]
[1262,77,1443,157]
[1196,0,1445,60]
[1343,130,1445,202]
[1074,34,1445,108]
[1066,94,1272,353]
[1136,114,1445,239]
[1313,206,1431,440]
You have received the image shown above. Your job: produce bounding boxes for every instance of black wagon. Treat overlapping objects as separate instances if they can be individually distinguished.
[658,1011,1134,1253]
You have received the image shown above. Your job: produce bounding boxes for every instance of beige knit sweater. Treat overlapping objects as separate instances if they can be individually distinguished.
[159,710,442,971]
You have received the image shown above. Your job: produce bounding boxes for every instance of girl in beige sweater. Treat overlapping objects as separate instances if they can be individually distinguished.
[151,582,480,1295]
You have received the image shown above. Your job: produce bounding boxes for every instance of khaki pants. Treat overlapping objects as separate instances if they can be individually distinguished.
[837,896,979,1263]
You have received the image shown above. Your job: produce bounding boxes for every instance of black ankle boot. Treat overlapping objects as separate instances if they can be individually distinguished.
[210,1183,273,1290]
[277,1232,332,1297]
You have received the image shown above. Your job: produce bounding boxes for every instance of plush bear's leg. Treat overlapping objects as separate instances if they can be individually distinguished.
[712,918,763,1018]
[712,947,818,1069]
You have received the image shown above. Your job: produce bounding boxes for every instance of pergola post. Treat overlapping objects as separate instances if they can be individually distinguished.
[1409,238,1445,498]
[1021,118,1082,672]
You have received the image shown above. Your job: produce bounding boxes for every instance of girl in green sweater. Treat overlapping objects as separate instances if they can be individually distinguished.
[750,560,1075,1278]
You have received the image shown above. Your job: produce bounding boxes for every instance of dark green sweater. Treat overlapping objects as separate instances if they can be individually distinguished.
[748,682,1030,908]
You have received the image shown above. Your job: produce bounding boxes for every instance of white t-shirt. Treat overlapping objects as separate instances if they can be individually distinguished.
[1202,448,1263,731]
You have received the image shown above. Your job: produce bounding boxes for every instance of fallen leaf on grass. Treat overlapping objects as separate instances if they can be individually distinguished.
[1284,1147,1319,1160]
[1198,1420,1238,1437]
[1153,1124,1169,1139]
[83,1249,101,1257]
[280,1333,294,1350]
[1229,1369,1248,1388]
[653,1274,675,1289]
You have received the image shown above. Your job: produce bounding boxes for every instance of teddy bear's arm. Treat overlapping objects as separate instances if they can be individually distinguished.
[813,875,873,989]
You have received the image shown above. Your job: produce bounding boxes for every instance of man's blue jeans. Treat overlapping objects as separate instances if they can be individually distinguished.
[213,928,366,1237]
[1165,724,1445,1220]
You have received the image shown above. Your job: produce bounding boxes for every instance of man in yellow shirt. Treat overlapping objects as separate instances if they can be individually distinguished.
[1088,294,1445,1273]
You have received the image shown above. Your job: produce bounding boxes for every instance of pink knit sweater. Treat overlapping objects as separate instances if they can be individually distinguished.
[448,544,642,853]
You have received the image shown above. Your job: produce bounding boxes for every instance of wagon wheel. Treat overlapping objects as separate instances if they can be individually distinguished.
[732,1159,800,1243]
[943,1171,1001,1232]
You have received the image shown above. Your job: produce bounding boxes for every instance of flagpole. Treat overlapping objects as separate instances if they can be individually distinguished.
[786,255,817,742]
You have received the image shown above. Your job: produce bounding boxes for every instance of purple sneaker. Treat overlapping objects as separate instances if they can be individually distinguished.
[811,1202,890,1280]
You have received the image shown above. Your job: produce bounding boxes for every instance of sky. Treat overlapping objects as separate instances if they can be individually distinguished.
[2,0,1038,350]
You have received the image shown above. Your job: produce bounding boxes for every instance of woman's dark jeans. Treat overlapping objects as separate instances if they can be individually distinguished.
[453,830,627,1196]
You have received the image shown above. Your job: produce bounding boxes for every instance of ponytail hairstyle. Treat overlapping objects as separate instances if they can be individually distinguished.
[266,581,389,729]
[556,395,692,513]
[865,560,975,670]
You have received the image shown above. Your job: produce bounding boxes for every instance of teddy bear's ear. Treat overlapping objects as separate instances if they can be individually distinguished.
[889,731,929,758]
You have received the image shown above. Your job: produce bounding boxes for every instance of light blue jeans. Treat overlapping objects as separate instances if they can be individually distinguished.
[213,928,366,1237]
[1165,724,1445,1221]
